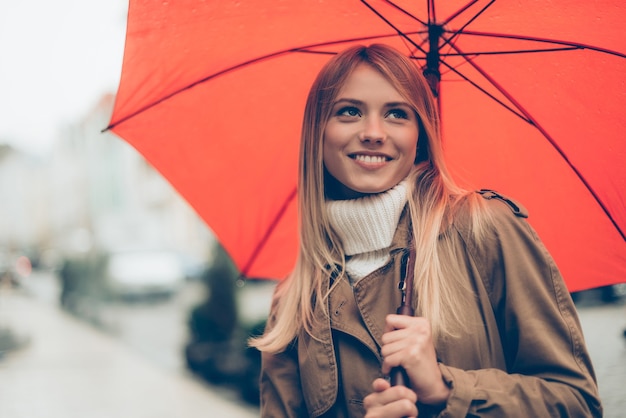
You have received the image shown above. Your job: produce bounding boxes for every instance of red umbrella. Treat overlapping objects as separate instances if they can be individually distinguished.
[107,0,626,291]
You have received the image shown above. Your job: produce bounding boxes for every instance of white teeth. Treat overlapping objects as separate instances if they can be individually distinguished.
[354,155,386,164]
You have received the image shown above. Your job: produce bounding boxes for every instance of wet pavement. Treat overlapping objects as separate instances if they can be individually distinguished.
[0,284,259,418]
[0,274,624,418]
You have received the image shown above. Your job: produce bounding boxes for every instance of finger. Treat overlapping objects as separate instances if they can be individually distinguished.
[381,348,411,374]
[387,398,418,418]
[381,331,422,357]
[381,326,418,346]
[382,318,432,349]
[383,314,408,333]
[363,381,418,408]
[385,314,430,332]
[364,399,419,418]
[380,335,418,375]
[364,387,419,418]
[372,378,391,393]
[385,313,419,327]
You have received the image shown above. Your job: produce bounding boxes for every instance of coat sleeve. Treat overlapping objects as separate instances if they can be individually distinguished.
[437,199,603,417]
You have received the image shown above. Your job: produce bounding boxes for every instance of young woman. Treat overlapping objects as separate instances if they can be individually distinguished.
[250,44,601,418]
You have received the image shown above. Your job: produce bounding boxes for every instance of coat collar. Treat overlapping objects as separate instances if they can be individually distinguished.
[326,206,411,351]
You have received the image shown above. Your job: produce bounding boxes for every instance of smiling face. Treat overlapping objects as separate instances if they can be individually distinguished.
[323,64,419,199]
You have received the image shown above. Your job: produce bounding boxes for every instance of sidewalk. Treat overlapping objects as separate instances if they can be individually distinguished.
[575,299,626,418]
[0,289,259,418]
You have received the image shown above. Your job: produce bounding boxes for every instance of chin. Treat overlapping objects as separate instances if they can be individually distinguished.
[352,185,393,196]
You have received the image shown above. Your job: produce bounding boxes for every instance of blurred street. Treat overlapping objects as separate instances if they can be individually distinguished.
[0,271,259,418]
[1,271,624,417]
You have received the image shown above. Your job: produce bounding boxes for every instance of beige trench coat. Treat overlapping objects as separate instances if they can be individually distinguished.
[260,193,602,417]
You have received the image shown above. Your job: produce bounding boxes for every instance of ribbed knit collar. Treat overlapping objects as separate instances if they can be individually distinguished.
[326,181,408,256]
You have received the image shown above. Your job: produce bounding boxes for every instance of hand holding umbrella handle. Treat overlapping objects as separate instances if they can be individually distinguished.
[389,304,414,387]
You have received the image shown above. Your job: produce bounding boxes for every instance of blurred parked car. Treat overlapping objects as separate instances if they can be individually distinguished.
[105,250,187,300]
[571,284,626,305]
[184,244,276,405]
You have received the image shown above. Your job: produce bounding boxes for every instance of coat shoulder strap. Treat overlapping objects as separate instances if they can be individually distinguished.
[477,189,529,218]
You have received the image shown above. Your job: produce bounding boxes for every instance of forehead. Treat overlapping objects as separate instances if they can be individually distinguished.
[336,64,405,102]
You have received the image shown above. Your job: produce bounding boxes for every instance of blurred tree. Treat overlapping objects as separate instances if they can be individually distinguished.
[190,244,238,342]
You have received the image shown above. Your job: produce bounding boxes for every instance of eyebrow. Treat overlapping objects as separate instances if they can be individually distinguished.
[332,98,412,108]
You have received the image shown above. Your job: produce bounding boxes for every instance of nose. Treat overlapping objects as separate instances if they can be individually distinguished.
[359,116,385,143]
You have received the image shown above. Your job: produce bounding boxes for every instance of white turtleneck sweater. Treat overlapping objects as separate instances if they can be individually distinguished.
[326,181,408,283]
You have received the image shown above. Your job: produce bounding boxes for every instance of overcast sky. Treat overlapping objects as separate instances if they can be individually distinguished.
[0,0,128,156]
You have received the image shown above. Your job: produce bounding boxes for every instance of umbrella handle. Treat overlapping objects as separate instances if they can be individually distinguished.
[388,245,416,418]
[390,365,410,387]
[389,306,414,418]
[389,306,413,418]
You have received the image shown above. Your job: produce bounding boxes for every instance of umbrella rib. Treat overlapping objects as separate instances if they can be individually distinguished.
[360,0,428,56]
[240,187,297,278]
[452,29,626,59]
[440,0,495,48]
[439,60,530,122]
[436,32,528,120]
[383,0,428,26]
[382,0,437,53]
[441,0,481,26]
[438,45,579,57]
[428,0,436,24]
[447,42,626,241]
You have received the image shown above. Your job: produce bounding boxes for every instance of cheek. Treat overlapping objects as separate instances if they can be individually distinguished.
[322,141,340,172]
[322,136,346,180]
[322,125,344,159]
[321,135,333,168]
[399,130,419,160]
[323,123,342,147]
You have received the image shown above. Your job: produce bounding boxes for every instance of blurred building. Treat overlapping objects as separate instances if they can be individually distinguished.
[0,144,49,251]
[0,93,215,267]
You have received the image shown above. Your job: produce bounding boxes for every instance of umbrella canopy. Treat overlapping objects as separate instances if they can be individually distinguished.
[107,0,626,291]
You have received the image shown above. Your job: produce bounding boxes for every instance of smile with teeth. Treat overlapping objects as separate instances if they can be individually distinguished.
[352,154,389,164]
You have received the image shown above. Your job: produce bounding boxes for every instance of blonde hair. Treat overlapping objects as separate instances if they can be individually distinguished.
[251,44,491,353]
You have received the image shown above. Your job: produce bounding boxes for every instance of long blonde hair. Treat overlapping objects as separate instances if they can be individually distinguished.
[251,44,490,353]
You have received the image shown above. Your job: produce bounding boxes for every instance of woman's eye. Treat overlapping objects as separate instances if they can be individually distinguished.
[387,109,409,119]
[337,106,361,117]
